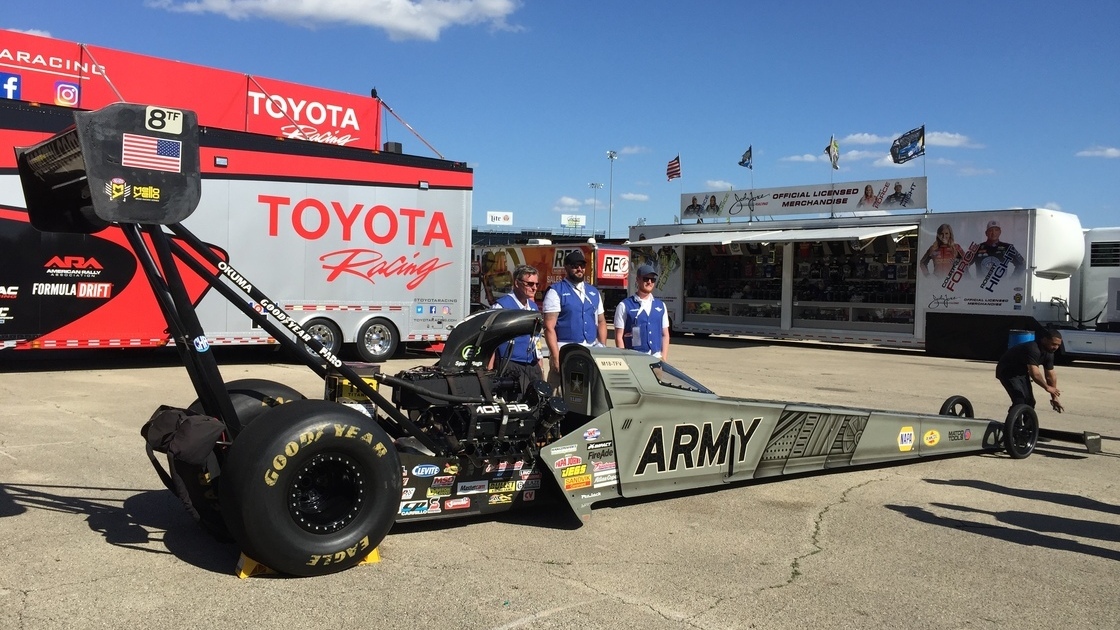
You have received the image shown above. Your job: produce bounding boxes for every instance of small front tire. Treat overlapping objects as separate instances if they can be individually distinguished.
[1004,404,1039,459]
[939,395,974,418]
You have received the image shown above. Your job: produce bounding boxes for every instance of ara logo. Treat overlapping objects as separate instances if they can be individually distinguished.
[45,256,103,270]
[411,464,440,477]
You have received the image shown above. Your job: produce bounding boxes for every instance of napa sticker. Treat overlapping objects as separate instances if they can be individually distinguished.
[923,430,940,447]
[898,426,915,452]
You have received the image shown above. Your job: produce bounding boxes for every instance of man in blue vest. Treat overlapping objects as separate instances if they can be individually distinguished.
[490,264,545,384]
[543,249,607,383]
[614,263,670,360]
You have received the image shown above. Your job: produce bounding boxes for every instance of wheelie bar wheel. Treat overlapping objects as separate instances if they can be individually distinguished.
[219,399,401,577]
[939,395,974,418]
[1004,404,1039,459]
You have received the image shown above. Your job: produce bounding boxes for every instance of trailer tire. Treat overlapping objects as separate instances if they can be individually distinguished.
[301,318,343,362]
[1004,404,1039,459]
[355,318,399,363]
[938,395,974,418]
[219,399,401,577]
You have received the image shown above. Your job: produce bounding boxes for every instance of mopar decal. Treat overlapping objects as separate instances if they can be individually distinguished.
[634,418,761,475]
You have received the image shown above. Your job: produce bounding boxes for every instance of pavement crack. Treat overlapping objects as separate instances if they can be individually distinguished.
[768,477,882,589]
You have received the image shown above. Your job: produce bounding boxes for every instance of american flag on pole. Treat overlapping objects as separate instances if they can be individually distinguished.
[121,133,182,173]
[666,155,681,181]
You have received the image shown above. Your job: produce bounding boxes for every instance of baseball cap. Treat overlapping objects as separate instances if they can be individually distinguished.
[637,263,657,278]
[986,220,1000,230]
[564,250,587,266]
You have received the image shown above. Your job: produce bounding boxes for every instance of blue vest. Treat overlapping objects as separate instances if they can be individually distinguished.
[619,294,666,355]
[553,279,600,344]
[493,294,539,363]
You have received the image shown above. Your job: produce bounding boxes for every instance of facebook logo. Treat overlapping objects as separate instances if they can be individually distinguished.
[0,73,21,100]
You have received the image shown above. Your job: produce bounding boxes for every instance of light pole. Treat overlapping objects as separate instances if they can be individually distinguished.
[588,182,603,237]
[606,150,617,239]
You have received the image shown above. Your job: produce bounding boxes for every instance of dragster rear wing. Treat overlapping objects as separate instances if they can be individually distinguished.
[14,103,448,454]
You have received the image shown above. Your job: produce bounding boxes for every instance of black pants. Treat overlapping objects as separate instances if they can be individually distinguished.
[500,360,545,392]
[999,375,1036,411]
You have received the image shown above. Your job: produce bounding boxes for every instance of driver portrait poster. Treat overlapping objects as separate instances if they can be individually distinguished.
[917,212,1028,313]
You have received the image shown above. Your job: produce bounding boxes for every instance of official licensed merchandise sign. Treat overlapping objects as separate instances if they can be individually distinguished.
[680,177,928,221]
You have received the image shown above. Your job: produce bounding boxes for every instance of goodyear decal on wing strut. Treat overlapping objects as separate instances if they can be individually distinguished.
[634,417,762,475]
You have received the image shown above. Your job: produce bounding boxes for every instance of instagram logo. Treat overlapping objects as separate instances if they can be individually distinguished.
[54,81,80,107]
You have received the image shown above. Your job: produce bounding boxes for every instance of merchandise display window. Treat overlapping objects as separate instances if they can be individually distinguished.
[791,236,917,332]
[682,242,783,326]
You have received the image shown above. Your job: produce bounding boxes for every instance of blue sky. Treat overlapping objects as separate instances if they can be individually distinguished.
[6,1,1119,237]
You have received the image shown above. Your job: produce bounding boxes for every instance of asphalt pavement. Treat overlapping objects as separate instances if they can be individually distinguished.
[1,337,1117,630]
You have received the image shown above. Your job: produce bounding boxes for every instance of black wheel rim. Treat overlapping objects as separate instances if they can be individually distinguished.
[947,403,966,416]
[1009,413,1037,452]
[288,452,365,534]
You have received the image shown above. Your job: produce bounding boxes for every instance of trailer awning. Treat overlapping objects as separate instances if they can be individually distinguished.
[738,225,917,243]
[631,230,782,246]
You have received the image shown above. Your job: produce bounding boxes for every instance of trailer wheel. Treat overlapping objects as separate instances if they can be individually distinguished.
[219,399,401,577]
[938,395,974,418]
[1004,404,1039,459]
[301,318,343,361]
[355,318,399,363]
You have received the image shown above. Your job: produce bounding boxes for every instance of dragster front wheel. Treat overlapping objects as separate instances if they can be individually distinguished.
[1004,404,1039,459]
[219,399,401,577]
[939,395,974,418]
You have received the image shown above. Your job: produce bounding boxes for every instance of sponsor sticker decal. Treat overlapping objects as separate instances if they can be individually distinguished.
[923,430,940,447]
[583,427,601,441]
[898,426,915,452]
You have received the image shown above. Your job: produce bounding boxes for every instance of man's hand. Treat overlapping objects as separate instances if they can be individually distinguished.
[1051,398,1064,413]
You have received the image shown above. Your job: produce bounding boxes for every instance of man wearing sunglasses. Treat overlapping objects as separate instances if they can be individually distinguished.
[614,264,670,360]
[490,264,545,384]
[543,249,608,384]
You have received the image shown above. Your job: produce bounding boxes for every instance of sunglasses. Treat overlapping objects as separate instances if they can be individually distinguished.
[568,263,586,269]
[519,279,539,287]
[641,276,657,283]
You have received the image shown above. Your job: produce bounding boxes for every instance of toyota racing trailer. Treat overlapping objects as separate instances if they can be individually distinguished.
[0,30,471,361]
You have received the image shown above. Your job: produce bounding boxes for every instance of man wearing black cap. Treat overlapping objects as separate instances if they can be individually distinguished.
[614,263,670,360]
[972,219,1025,279]
[543,249,607,382]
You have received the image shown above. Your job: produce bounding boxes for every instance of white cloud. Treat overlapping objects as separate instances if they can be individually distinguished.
[704,180,733,190]
[1043,201,1063,211]
[958,166,995,176]
[147,0,523,41]
[781,153,826,162]
[619,192,648,202]
[5,28,52,36]
[842,133,891,145]
[845,149,884,161]
[1076,146,1120,158]
[551,196,581,212]
[618,146,648,155]
[926,131,983,149]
